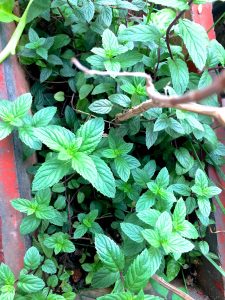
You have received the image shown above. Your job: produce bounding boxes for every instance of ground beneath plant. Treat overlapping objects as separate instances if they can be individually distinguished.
[76,279,210,300]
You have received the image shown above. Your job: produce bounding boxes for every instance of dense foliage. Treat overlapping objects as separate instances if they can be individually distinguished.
[0,0,225,299]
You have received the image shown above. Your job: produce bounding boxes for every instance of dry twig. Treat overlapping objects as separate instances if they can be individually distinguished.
[165,0,194,59]
[72,58,225,125]
[152,274,195,300]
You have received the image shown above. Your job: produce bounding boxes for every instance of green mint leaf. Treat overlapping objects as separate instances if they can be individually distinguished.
[91,156,116,198]
[80,0,95,22]
[156,167,169,188]
[97,6,112,27]
[20,215,41,235]
[0,264,15,286]
[154,114,169,132]
[24,247,41,270]
[117,50,143,69]
[74,224,88,239]
[137,209,160,227]
[0,100,12,122]
[44,233,75,254]
[156,211,173,237]
[89,99,113,114]
[40,68,52,83]
[36,189,51,205]
[72,152,97,182]
[176,19,208,70]
[124,249,153,292]
[11,198,34,214]
[170,184,191,196]
[104,59,121,72]
[109,94,131,108]
[79,84,93,99]
[117,0,140,11]
[186,114,204,131]
[175,220,198,239]
[166,258,181,282]
[198,71,218,105]
[17,274,45,293]
[124,154,140,169]
[119,24,161,43]
[92,268,119,289]
[76,118,104,154]
[0,287,15,300]
[28,28,39,42]
[175,147,194,172]
[0,121,13,140]
[0,94,32,125]
[146,0,189,10]
[195,169,208,188]
[132,168,150,188]
[102,149,118,159]
[148,247,163,277]
[206,186,222,197]
[114,156,131,182]
[120,223,144,243]
[12,93,32,119]
[32,159,70,191]
[97,291,133,300]
[35,205,58,220]
[86,55,105,69]
[102,29,119,52]
[172,198,186,226]
[168,118,185,135]
[145,123,158,149]
[209,40,225,67]
[168,58,189,95]
[196,209,209,226]
[36,47,48,60]
[35,125,76,152]
[32,107,57,127]
[198,197,211,217]
[26,0,51,23]
[199,241,209,255]
[165,233,194,254]
[95,234,125,272]
[52,34,71,50]
[41,259,57,274]
[0,6,18,22]
[142,229,161,248]
[92,82,114,95]
[19,126,42,150]
[144,160,157,179]
[136,191,155,212]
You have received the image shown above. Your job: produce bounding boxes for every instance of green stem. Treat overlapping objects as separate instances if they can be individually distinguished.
[146,4,154,24]
[204,255,225,278]
[0,0,34,64]
[190,141,225,215]
[207,11,225,33]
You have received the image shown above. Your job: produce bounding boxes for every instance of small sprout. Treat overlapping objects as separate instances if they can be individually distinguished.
[54,91,65,102]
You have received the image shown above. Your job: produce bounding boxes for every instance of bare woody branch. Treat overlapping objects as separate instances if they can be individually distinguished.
[152,275,195,300]
[72,58,225,125]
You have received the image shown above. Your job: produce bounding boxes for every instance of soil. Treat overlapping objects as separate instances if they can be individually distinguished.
[75,279,210,300]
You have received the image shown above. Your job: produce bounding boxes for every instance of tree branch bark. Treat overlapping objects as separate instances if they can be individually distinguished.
[72,58,225,126]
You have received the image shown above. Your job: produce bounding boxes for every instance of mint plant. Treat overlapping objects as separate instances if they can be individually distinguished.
[0,246,76,299]
[0,0,225,299]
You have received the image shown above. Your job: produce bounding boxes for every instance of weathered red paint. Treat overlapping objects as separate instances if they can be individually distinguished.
[0,23,29,276]
[191,3,216,39]
[0,218,3,262]
[191,3,225,299]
